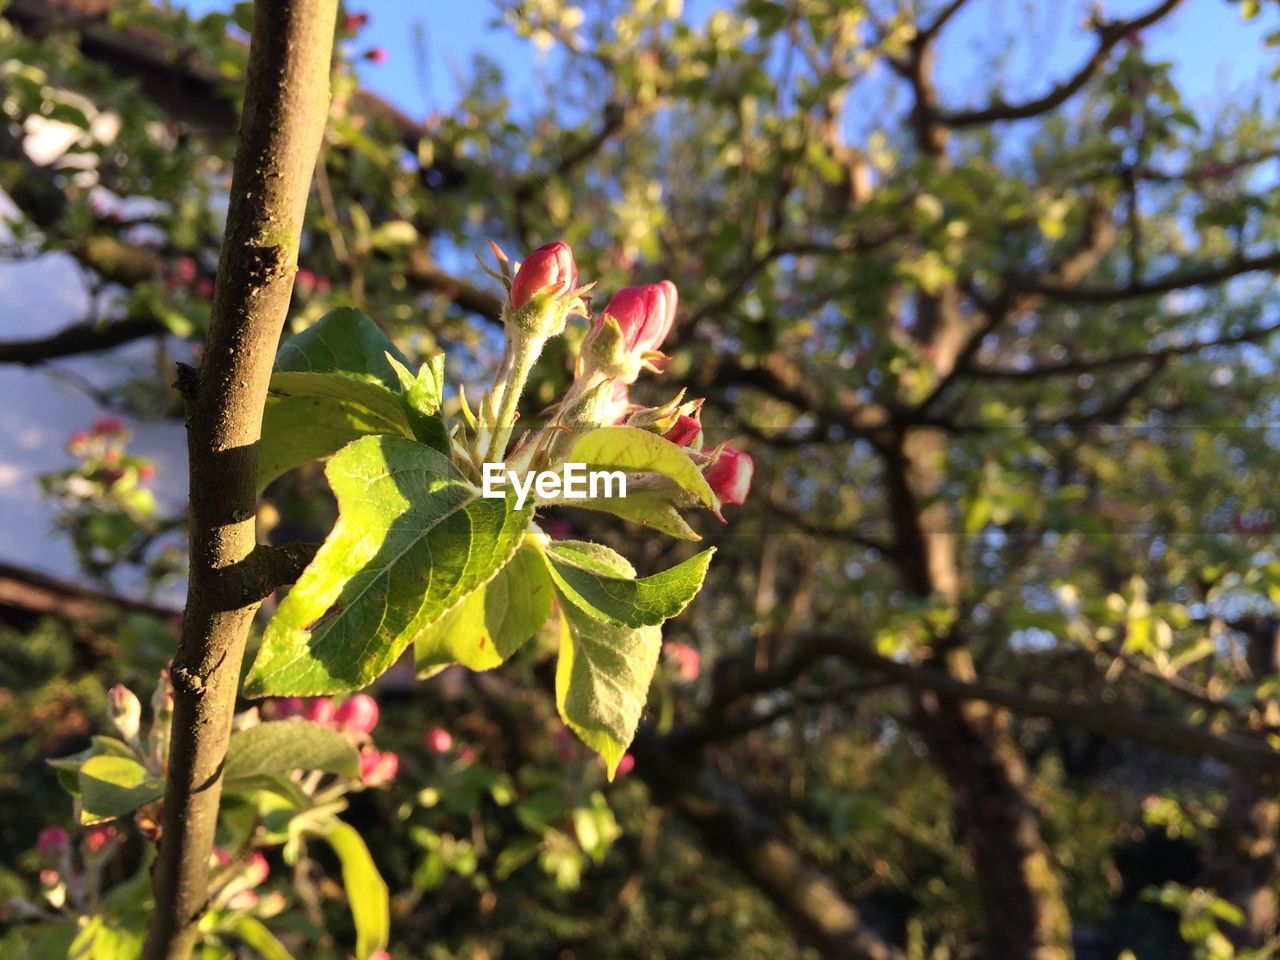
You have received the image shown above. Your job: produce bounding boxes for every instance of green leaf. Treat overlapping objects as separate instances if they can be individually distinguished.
[68,915,144,960]
[386,353,449,454]
[414,540,553,676]
[245,435,531,695]
[368,219,418,251]
[571,492,701,540]
[554,600,662,779]
[78,755,165,824]
[228,918,294,960]
[317,821,389,960]
[541,539,635,577]
[259,372,413,489]
[224,720,361,781]
[546,543,714,628]
[275,307,409,389]
[567,426,717,509]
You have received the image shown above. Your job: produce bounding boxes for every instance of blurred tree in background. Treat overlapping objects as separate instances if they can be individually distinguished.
[3,1,1280,958]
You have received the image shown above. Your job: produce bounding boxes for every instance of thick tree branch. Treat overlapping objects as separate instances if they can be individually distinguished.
[935,0,1184,127]
[143,2,337,957]
[0,317,168,365]
[1010,249,1280,303]
[632,732,904,960]
[968,316,1280,379]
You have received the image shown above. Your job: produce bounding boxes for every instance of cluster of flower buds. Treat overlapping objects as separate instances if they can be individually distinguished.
[208,848,284,915]
[165,255,214,300]
[267,694,398,788]
[459,241,755,512]
[294,267,333,299]
[62,417,156,490]
[29,823,121,913]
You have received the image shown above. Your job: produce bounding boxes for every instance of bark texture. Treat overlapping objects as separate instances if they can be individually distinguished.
[142,2,337,957]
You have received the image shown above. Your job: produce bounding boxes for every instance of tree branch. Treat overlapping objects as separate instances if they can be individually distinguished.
[143,2,337,957]
[0,317,168,365]
[632,731,905,960]
[935,0,1185,127]
[967,316,1280,379]
[1010,249,1280,303]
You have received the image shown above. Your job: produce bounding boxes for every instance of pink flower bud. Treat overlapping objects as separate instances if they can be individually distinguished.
[603,381,630,424]
[360,749,399,785]
[195,277,215,299]
[226,889,259,911]
[343,12,370,32]
[663,415,702,448]
[334,694,379,735]
[599,281,677,355]
[83,824,118,856]
[302,698,335,725]
[364,46,388,64]
[107,684,142,740]
[295,268,316,293]
[91,416,125,437]
[271,697,304,720]
[67,430,90,453]
[615,754,635,777]
[137,463,156,481]
[37,827,69,859]
[244,851,269,886]
[666,642,701,681]
[704,447,753,506]
[170,256,197,286]
[509,241,578,312]
[40,867,61,888]
[211,846,235,869]
[424,727,453,754]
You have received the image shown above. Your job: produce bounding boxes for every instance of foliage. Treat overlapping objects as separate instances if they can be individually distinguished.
[5,0,1280,957]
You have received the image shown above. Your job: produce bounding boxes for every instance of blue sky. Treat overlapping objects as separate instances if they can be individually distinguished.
[172,2,1279,120]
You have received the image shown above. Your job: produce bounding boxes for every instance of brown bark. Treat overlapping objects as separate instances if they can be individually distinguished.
[632,733,904,960]
[884,426,1073,959]
[141,2,337,958]
[1203,620,1280,948]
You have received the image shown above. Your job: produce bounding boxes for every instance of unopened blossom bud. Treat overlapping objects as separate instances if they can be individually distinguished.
[614,754,636,777]
[344,12,370,32]
[37,826,69,860]
[211,846,235,869]
[602,381,630,424]
[137,463,156,481]
[67,431,90,454]
[704,447,753,506]
[271,697,304,720]
[582,281,678,382]
[83,824,118,857]
[107,684,142,741]
[244,851,270,886]
[302,698,335,725]
[91,416,125,437]
[364,46,388,64]
[424,727,453,754]
[226,889,259,911]
[360,750,399,786]
[509,241,578,314]
[666,642,701,682]
[334,694,379,736]
[663,415,702,448]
